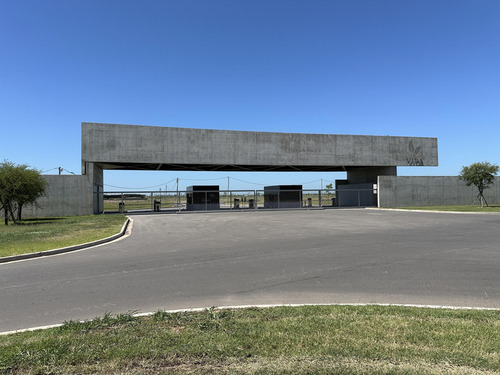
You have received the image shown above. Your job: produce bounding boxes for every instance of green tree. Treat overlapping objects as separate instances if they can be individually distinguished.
[325,183,333,196]
[458,161,499,207]
[14,167,48,221]
[0,161,47,225]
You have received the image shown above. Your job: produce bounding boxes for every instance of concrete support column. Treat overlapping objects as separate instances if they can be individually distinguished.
[84,162,104,214]
[346,166,397,185]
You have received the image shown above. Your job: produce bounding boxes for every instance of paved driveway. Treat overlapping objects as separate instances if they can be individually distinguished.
[1,209,500,332]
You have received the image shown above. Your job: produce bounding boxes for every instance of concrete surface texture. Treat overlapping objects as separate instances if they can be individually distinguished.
[82,122,438,171]
[1,209,500,333]
[15,162,103,218]
[378,176,500,207]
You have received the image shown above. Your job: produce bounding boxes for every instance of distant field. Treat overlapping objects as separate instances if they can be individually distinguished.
[397,205,500,213]
[1,305,500,374]
[104,199,155,211]
[0,215,127,258]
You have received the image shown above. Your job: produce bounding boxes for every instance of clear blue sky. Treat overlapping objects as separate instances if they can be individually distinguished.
[1,0,499,191]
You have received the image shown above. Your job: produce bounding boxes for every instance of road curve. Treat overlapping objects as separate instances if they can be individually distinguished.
[1,209,500,332]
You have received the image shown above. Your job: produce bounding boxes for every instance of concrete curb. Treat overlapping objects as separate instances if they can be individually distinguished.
[125,207,327,216]
[1,302,499,336]
[0,217,131,264]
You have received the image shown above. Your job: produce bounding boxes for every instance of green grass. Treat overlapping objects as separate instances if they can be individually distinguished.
[396,205,500,213]
[0,214,127,258]
[1,305,500,374]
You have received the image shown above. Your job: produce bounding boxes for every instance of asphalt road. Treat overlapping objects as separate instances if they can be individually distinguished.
[1,209,500,332]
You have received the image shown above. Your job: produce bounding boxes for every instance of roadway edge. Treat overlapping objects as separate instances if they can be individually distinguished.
[1,303,499,336]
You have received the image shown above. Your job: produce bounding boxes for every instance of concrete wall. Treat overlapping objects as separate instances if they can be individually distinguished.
[3,175,92,218]
[1,162,103,219]
[378,176,500,207]
[82,123,438,171]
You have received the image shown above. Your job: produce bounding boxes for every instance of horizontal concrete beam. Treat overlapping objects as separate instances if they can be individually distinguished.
[82,123,438,172]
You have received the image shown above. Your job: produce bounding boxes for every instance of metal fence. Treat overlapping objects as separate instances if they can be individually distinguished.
[99,188,376,213]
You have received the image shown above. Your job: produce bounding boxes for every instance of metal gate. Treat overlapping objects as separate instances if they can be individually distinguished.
[97,188,376,213]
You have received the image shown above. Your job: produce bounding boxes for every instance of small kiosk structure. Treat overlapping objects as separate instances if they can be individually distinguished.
[186,185,220,211]
[264,185,303,209]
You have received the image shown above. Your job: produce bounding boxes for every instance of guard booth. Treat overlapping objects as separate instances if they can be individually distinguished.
[264,185,303,208]
[186,185,220,211]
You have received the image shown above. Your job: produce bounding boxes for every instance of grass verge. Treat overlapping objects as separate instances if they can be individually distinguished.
[395,205,500,213]
[1,305,500,374]
[0,214,127,258]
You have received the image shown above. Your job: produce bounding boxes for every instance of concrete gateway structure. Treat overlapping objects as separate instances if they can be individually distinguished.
[81,122,437,213]
[17,122,498,217]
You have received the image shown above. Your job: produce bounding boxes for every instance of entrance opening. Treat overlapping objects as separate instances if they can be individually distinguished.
[100,186,376,214]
